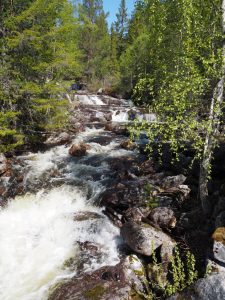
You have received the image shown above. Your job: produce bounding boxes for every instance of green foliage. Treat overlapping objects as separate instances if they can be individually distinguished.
[77,0,111,87]
[128,0,223,166]
[0,0,80,151]
[134,246,198,299]
[144,183,159,209]
[164,248,198,297]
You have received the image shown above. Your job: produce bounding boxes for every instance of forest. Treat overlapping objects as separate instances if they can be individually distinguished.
[1,0,225,210]
[1,0,225,299]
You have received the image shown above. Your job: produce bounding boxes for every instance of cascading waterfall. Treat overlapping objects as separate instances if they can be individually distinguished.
[0,94,144,300]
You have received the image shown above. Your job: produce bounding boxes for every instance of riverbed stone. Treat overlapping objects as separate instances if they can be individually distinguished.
[123,207,150,223]
[121,221,175,258]
[48,256,146,300]
[120,139,136,150]
[69,142,90,157]
[45,132,71,146]
[146,207,177,230]
[162,174,186,189]
[74,211,104,222]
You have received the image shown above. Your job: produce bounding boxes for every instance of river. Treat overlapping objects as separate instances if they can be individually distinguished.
[0,94,143,300]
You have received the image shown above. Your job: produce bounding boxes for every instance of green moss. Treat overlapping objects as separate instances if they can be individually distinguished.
[134,269,145,277]
[129,288,148,300]
[84,284,106,300]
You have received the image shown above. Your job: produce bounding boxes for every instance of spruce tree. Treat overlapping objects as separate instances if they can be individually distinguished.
[115,0,128,56]
[78,0,110,87]
[0,0,80,151]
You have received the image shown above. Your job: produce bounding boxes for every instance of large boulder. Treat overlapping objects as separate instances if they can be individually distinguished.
[146,207,177,230]
[123,207,150,223]
[48,256,146,300]
[121,222,175,259]
[162,174,186,189]
[212,227,225,264]
[69,142,90,157]
[167,274,225,300]
[120,139,136,150]
[45,132,71,146]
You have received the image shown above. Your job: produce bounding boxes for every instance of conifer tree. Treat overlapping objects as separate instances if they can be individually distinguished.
[0,0,80,151]
[115,0,129,56]
[78,0,110,87]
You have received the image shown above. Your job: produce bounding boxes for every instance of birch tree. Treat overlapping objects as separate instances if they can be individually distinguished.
[199,0,225,214]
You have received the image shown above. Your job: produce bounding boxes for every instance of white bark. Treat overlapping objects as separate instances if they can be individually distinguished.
[199,0,225,214]
[65,93,73,104]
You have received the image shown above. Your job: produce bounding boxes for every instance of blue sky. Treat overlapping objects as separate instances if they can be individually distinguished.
[103,0,135,25]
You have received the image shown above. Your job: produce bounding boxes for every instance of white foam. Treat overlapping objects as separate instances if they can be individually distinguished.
[76,95,105,106]
[112,110,129,122]
[0,186,120,300]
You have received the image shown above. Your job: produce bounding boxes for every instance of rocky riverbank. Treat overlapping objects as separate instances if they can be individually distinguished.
[1,93,225,299]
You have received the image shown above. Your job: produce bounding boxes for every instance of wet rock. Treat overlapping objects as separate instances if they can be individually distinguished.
[121,222,175,258]
[167,274,225,300]
[100,180,148,213]
[45,132,71,146]
[104,122,115,132]
[74,211,104,222]
[71,122,85,133]
[0,154,8,175]
[212,227,225,264]
[109,157,140,180]
[69,142,90,157]
[146,207,176,230]
[162,174,186,189]
[76,242,103,274]
[157,185,191,208]
[120,139,136,150]
[87,135,114,146]
[102,207,123,228]
[139,160,156,176]
[104,112,112,122]
[97,88,104,95]
[48,257,146,300]
[123,207,150,223]
[104,123,128,135]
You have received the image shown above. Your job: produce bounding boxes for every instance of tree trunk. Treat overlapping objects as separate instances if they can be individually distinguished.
[199,0,225,214]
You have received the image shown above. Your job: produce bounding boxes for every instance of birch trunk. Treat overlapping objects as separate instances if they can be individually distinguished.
[199,0,225,214]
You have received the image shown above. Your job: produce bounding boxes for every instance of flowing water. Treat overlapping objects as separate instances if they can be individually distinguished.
[0,95,142,300]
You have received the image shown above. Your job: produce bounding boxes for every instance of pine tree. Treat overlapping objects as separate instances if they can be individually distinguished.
[78,0,110,87]
[0,0,81,151]
[115,0,129,55]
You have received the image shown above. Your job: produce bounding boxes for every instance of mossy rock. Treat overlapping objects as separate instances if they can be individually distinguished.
[84,284,106,300]
[212,227,225,246]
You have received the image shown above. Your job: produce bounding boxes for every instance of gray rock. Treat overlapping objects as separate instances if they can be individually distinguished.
[0,154,7,175]
[162,174,186,189]
[48,256,146,300]
[45,132,71,146]
[74,211,104,222]
[146,207,176,229]
[167,274,225,300]
[121,222,175,258]
[69,142,90,157]
[123,207,150,223]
